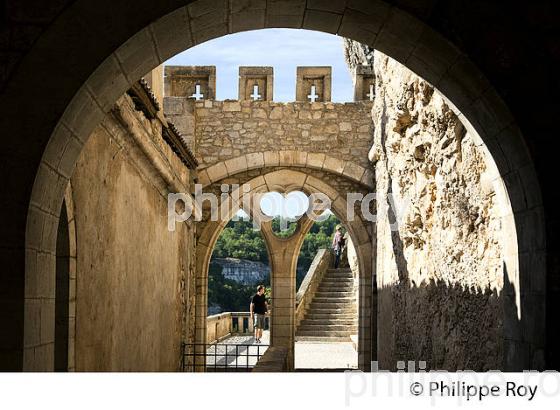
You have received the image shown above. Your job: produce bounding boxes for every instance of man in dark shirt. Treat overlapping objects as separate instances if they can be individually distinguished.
[250,285,268,343]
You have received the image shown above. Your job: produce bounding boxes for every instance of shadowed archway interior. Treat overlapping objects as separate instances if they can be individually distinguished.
[0,0,548,371]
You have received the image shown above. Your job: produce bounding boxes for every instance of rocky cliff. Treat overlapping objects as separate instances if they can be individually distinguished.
[345,42,505,370]
[211,257,270,285]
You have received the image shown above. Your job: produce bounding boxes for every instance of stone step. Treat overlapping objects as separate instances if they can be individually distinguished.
[307,309,355,317]
[325,268,352,273]
[301,318,357,326]
[320,280,354,284]
[296,266,358,340]
[316,288,354,294]
[308,307,355,313]
[296,330,355,337]
[298,323,358,331]
[318,282,354,289]
[305,314,356,321]
[305,308,356,315]
[295,335,352,342]
[312,297,355,303]
[322,275,353,280]
[319,281,354,287]
[309,302,355,309]
[324,272,353,278]
[315,291,355,297]
[326,268,352,273]
[320,278,354,283]
[316,291,354,296]
[318,281,355,287]
[305,313,357,320]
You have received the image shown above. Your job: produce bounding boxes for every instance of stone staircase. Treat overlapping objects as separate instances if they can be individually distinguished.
[296,267,358,342]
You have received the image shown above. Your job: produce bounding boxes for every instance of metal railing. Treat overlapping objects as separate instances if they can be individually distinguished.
[182,342,269,372]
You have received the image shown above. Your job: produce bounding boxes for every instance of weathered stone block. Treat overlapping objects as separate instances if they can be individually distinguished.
[115,28,160,83]
[306,152,326,169]
[263,151,280,167]
[205,162,228,182]
[239,66,273,101]
[302,10,342,34]
[296,67,332,102]
[164,66,216,100]
[223,101,242,112]
[150,8,193,66]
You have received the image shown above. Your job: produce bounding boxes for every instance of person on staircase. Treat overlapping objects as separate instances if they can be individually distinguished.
[332,225,346,269]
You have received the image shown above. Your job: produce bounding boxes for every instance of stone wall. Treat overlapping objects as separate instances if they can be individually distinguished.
[374,53,504,370]
[295,249,332,329]
[206,313,232,343]
[69,94,196,371]
[346,45,506,370]
[164,99,374,170]
[162,96,197,152]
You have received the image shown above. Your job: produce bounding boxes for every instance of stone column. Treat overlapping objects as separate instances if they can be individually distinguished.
[259,217,314,371]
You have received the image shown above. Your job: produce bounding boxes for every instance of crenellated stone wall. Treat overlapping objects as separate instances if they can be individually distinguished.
[164,98,374,170]
[346,43,506,370]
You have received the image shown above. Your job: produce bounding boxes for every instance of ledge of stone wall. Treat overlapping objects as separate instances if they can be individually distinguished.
[206,313,232,344]
[252,347,289,372]
[295,249,332,329]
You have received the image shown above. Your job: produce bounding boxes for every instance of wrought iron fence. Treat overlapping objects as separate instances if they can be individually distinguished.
[182,342,269,372]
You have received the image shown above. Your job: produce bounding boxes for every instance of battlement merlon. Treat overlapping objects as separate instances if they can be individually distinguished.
[164,65,216,100]
[239,66,274,101]
[353,66,375,102]
[296,66,332,102]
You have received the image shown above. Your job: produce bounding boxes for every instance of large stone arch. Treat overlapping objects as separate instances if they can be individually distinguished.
[6,0,542,370]
[55,183,77,371]
[195,169,373,370]
[198,151,375,189]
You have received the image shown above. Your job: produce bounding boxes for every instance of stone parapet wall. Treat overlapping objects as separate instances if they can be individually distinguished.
[179,99,374,170]
[206,313,233,343]
[295,249,332,329]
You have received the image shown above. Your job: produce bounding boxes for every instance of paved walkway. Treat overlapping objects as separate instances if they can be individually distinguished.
[295,341,358,370]
[204,331,357,370]
[205,331,270,369]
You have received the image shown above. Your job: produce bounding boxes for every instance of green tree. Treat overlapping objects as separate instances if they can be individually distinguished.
[208,214,342,312]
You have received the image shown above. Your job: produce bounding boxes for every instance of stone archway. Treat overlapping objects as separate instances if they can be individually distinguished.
[11,1,544,371]
[197,151,375,189]
[54,183,77,371]
[195,169,373,370]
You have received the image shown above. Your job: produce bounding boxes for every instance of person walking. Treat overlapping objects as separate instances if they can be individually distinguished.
[250,285,268,343]
[332,226,346,268]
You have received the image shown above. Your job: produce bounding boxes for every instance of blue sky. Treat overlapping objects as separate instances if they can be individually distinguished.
[164,28,353,102]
